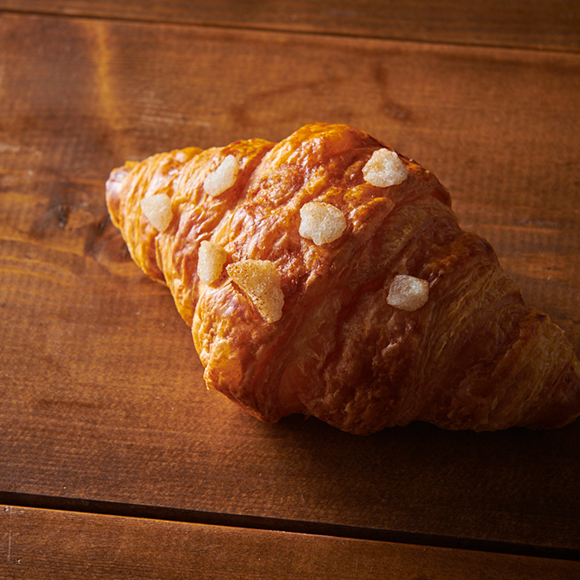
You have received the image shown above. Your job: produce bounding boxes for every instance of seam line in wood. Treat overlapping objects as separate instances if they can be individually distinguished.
[0,8,578,56]
[1,491,579,562]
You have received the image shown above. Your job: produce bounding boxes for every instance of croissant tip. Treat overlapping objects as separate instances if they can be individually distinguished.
[525,362,580,430]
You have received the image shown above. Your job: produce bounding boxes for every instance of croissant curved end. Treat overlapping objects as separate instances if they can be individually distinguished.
[105,122,580,434]
[105,166,128,226]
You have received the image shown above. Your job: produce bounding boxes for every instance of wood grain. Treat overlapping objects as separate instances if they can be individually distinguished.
[1,10,580,556]
[0,0,579,52]
[1,506,579,579]
[1,12,578,343]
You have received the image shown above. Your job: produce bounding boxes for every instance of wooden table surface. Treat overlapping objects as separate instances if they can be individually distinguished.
[1,1,579,577]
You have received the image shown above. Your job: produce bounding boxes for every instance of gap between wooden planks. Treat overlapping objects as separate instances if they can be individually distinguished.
[1,505,580,579]
[0,0,579,52]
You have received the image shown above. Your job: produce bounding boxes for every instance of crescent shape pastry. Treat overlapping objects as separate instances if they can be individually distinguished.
[106,123,580,434]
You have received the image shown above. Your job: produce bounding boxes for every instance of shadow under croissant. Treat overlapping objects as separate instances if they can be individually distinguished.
[245,409,580,555]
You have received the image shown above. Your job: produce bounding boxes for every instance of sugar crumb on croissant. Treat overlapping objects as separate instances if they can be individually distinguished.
[105,123,580,435]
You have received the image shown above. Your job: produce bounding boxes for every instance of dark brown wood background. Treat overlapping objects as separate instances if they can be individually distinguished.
[1,1,579,577]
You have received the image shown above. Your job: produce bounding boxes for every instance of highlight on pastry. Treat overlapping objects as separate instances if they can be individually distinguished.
[105,122,580,435]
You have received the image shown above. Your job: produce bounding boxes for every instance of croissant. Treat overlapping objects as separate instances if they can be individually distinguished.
[105,123,580,434]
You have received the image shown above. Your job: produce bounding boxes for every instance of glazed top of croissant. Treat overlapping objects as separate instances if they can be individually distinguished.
[106,123,580,435]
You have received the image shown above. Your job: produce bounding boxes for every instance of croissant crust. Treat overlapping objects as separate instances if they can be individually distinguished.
[106,123,580,434]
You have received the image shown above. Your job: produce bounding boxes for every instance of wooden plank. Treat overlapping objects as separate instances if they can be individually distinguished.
[1,12,578,347]
[1,506,579,579]
[0,0,579,52]
[1,12,580,553]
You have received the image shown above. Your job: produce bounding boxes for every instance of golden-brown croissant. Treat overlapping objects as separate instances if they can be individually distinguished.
[105,123,580,434]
